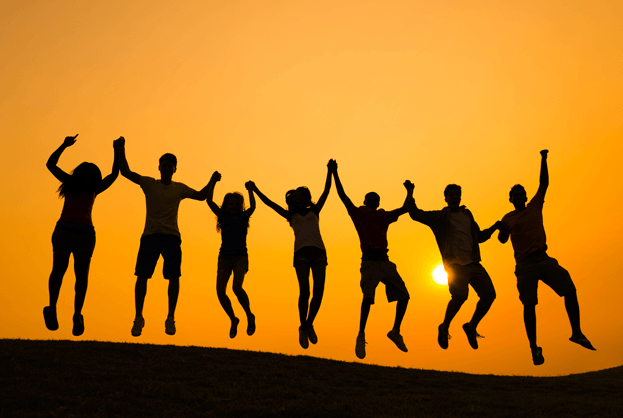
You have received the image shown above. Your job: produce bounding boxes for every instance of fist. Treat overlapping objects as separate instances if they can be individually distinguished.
[540,149,549,157]
[404,180,414,191]
[245,181,256,190]
[211,171,222,182]
[327,159,337,172]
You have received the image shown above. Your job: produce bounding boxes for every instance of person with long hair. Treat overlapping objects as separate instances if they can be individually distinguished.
[44,134,121,336]
[206,171,256,338]
[246,160,334,349]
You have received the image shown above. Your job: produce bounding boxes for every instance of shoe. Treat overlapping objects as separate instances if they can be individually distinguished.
[308,326,318,344]
[230,317,239,338]
[299,326,309,349]
[532,346,545,366]
[462,323,483,350]
[438,324,450,349]
[387,329,408,352]
[72,314,84,336]
[569,335,596,351]
[43,306,59,331]
[355,333,367,359]
[165,317,176,336]
[131,317,145,337]
[246,314,256,336]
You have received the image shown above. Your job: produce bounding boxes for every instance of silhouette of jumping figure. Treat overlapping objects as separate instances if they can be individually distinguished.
[331,161,413,359]
[498,150,595,365]
[118,138,212,337]
[44,134,121,336]
[409,184,500,351]
[206,171,256,338]
[247,160,333,349]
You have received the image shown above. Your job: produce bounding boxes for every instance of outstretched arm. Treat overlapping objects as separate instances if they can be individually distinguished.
[478,220,502,243]
[206,171,222,216]
[498,221,509,244]
[332,161,355,212]
[537,149,549,198]
[314,159,334,214]
[394,180,415,216]
[118,138,141,185]
[246,182,289,219]
[96,137,122,194]
[46,135,78,183]
[245,182,256,217]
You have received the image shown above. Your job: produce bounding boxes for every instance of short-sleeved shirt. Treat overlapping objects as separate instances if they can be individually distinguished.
[219,213,250,256]
[291,211,325,252]
[348,206,400,255]
[501,191,547,262]
[140,176,195,238]
[446,211,474,266]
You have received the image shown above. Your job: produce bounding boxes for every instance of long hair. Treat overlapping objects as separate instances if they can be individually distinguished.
[285,186,315,213]
[216,192,248,232]
[57,162,102,198]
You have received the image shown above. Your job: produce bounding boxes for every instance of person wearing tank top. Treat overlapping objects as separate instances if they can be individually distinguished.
[247,160,334,350]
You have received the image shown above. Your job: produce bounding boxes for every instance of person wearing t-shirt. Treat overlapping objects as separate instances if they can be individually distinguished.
[498,150,595,365]
[118,138,211,337]
[332,161,413,360]
[409,184,500,351]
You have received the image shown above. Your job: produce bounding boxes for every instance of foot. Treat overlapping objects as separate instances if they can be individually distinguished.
[230,317,239,338]
[43,306,59,331]
[569,334,596,351]
[131,317,145,337]
[165,317,176,336]
[437,324,450,349]
[462,323,483,350]
[355,333,367,359]
[246,314,255,336]
[307,326,318,345]
[531,346,545,366]
[299,326,309,349]
[72,314,84,336]
[387,329,408,352]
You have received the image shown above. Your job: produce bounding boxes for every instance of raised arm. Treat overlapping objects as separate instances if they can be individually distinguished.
[537,149,549,198]
[394,180,415,216]
[118,138,141,185]
[245,182,256,217]
[314,159,334,214]
[332,161,355,212]
[206,171,222,216]
[190,175,214,201]
[246,182,290,219]
[46,135,78,183]
[478,220,501,243]
[96,137,122,194]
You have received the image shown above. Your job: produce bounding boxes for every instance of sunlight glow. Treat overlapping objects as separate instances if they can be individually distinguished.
[432,265,448,285]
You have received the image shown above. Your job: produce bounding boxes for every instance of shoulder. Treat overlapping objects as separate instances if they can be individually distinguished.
[528,190,545,207]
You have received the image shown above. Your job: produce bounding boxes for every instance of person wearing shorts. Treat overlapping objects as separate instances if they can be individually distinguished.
[499,150,595,365]
[409,184,500,351]
[118,138,211,337]
[332,161,413,359]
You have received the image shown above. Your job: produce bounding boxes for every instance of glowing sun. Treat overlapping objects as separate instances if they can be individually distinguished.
[432,265,448,285]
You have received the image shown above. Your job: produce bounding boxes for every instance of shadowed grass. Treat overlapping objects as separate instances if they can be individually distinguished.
[1,339,620,417]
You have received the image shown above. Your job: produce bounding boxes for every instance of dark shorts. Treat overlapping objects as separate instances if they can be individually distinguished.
[446,263,496,302]
[51,225,96,257]
[360,260,410,304]
[293,246,328,269]
[135,234,182,279]
[217,254,249,274]
[515,252,575,305]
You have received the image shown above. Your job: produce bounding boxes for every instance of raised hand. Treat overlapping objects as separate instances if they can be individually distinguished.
[327,159,337,173]
[404,180,414,192]
[540,149,549,158]
[210,171,222,183]
[113,136,125,149]
[245,181,256,191]
[63,134,78,147]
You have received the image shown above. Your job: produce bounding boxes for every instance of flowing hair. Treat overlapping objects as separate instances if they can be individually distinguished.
[57,162,102,199]
[216,192,249,232]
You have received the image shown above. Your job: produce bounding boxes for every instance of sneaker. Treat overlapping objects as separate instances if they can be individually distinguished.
[43,306,59,331]
[72,314,84,336]
[308,326,318,345]
[299,326,309,349]
[355,333,367,359]
[387,329,408,352]
[246,314,256,336]
[230,317,239,338]
[532,346,545,366]
[462,323,483,350]
[165,317,176,336]
[438,324,451,349]
[131,317,145,337]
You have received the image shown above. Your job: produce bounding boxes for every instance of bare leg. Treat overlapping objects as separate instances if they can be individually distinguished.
[216,268,235,320]
[305,264,326,328]
[523,304,538,349]
[392,299,408,332]
[167,276,179,319]
[294,266,311,329]
[359,298,373,334]
[468,297,495,330]
[441,297,465,328]
[49,249,71,308]
[72,252,92,317]
[135,276,148,318]
[232,268,252,317]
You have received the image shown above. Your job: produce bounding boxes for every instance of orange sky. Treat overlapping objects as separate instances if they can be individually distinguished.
[1,0,621,376]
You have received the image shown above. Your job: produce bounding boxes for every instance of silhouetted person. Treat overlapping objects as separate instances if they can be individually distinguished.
[118,138,211,337]
[409,184,500,350]
[206,171,256,338]
[331,161,413,359]
[246,160,333,349]
[498,150,595,365]
[44,134,121,336]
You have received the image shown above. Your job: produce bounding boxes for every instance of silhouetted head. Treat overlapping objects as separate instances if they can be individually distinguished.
[58,162,102,198]
[217,192,248,232]
[159,153,177,180]
[509,184,527,209]
[286,187,314,212]
[444,184,462,210]
[364,192,380,209]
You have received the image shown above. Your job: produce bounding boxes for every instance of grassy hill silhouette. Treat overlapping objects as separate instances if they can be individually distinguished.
[1,339,620,417]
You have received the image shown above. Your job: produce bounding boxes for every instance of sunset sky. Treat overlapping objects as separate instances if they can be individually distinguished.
[1,0,621,377]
